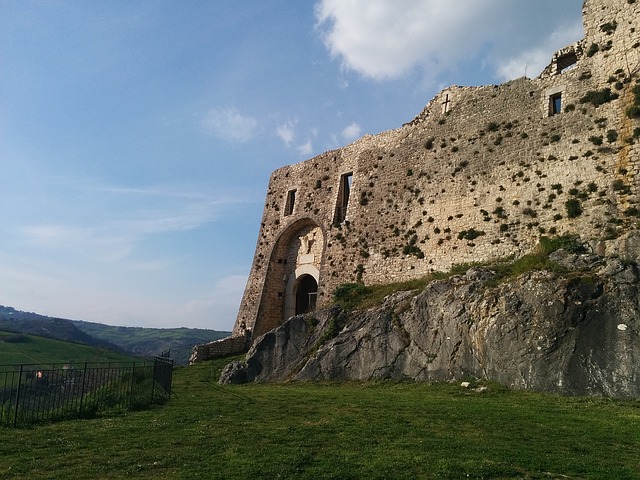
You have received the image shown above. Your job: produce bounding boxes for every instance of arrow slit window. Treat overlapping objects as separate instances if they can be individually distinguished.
[334,173,353,223]
[284,189,296,216]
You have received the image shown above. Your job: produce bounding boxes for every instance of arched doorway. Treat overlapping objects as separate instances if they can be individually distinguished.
[284,264,320,321]
[253,220,324,337]
[295,274,318,314]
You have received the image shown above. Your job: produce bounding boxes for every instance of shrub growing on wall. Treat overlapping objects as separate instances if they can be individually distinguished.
[579,88,619,107]
[565,199,583,218]
[457,229,486,241]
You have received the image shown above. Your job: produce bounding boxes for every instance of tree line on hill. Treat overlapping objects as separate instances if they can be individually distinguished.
[0,305,230,360]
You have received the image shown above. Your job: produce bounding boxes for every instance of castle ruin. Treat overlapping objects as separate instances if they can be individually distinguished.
[194,0,640,361]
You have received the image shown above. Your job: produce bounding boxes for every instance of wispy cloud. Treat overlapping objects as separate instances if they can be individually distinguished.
[341,122,362,140]
[297,140,313,156]
[20,183,241,265]
[125,258,177,273]
[495,21,583,80]
[276,119,297,146]
[21,225,93,245]
[201,106,259,142]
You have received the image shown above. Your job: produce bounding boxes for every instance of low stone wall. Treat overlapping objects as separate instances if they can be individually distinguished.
[189,333,250,364]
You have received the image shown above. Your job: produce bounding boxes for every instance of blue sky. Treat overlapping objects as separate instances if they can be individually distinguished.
[0,0,583,330]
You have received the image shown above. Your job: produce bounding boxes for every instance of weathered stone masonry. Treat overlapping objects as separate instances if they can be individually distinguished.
[230,0,640,343]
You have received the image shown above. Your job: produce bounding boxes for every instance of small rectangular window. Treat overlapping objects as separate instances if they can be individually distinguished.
[549,93,562,116]
[284,189,296,216]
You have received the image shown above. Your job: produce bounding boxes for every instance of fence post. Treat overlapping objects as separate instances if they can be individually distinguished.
[151,361,156,403]
[128,364,136,408]
[78,363,88,417]
[13,365,23,428]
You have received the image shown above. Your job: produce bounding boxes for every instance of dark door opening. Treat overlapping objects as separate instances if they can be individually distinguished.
[295,275,318,315]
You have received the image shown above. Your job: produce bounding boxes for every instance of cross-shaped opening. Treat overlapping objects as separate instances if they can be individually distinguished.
[441,94,451,114]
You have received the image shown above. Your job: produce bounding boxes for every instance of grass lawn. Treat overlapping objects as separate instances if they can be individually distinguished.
[1,357,638,479]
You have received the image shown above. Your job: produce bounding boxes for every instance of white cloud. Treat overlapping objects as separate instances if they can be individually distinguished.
[341,122,362,140]
[495,21,584,81]
[276,119,297,146]
[297,140,313,156]
[201,106,259,142]
[315,0,503,80]
[315,0,583,82]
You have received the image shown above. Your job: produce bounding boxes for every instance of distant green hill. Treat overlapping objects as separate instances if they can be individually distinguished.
[73,321,230,360]
[0,306,122,352]
[0,330,137,367]
[0,305,230,364]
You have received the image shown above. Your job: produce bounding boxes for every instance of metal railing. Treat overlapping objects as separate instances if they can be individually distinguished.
[158,344,198,366]
[0,356,173,427]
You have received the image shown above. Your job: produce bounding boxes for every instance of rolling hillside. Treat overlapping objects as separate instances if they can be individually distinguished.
[0,306,122,351]
[73,321,230,358]
[0,305,230,363]
[0,330,137,366]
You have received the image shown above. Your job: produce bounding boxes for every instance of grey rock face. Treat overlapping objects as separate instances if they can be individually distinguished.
[219,361,250,384]
[221,259,640,398]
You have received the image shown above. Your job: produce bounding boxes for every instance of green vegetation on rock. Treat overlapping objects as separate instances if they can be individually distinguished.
[333,236,587,311]
[579,88,619,107]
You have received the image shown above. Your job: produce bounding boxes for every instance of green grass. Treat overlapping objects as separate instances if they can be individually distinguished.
[334,236,586,312]
[1,358,639,479]
[0,331,137,366]
[333,278,431,310]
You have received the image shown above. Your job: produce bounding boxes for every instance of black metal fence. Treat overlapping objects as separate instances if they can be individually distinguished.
[0,356,173,427]
[159,343,199,366]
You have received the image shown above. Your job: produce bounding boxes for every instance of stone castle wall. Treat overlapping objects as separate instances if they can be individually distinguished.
[189,333,251,364]
[233,0,640,339]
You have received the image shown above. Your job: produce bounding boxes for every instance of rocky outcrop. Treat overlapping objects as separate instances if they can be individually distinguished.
[221,251,640,398]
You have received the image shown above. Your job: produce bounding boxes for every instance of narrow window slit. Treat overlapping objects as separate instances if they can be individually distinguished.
[334,173,353,223]
[284,189,296,216]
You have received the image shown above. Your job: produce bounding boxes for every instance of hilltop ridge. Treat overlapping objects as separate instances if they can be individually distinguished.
[0,305,230,360]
